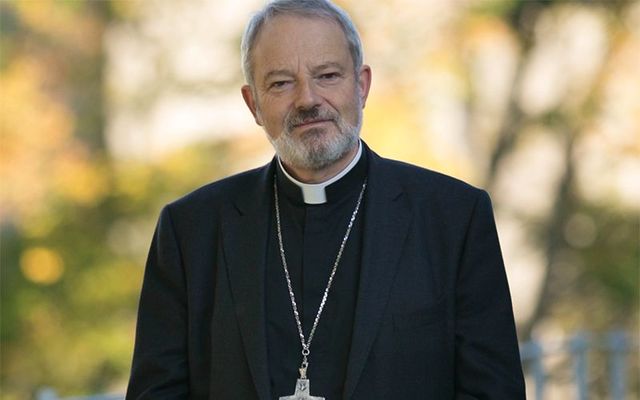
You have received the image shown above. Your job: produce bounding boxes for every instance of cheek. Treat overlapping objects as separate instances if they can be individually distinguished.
[337,96,362,123]
[259,106,288,134]
[264,111,286,129]
[261,98,287,120]
[327,86,361,114]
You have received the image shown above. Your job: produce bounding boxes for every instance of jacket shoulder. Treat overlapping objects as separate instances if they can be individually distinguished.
[167,163,269,213]
[378,157,485,201]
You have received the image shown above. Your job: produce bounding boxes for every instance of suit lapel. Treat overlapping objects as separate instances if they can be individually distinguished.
[222,161,275,400]
[343,149,412,399]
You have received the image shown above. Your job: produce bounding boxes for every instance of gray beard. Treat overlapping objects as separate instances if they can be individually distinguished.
[267,108,362,171]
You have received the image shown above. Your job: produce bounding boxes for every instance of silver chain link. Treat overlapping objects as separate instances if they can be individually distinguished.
[273,175,367,377]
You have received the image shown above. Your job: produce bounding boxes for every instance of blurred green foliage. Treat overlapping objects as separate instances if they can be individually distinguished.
[0,1,243,397]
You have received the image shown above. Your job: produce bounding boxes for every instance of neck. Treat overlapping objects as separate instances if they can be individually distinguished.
[281,144,359,184]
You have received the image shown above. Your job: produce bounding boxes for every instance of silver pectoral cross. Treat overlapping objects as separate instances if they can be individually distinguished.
[279,378,325,400]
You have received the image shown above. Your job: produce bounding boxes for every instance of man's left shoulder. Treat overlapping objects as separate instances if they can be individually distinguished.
[376,156,485,202]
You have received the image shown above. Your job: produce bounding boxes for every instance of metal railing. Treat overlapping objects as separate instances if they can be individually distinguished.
[36,389,124,400]
[520,331,638,400]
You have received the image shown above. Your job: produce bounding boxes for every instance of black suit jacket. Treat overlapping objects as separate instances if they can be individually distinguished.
[127,144,525,399]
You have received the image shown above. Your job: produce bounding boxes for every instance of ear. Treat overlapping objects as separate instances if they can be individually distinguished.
[356,65,372,108]
[241,85,263,126]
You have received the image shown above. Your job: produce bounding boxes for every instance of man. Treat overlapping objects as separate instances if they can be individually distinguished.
[127,0,525,399]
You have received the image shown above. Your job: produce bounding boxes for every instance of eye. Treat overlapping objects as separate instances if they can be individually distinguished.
[268,80,291,90]
[319,72,340,81]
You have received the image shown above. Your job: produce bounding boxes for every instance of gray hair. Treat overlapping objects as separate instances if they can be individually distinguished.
[240,0,364,87]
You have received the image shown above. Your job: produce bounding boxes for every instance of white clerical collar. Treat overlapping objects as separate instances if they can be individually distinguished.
[278,141,363,205]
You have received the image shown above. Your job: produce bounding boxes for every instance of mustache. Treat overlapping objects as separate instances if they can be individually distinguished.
[285,106,337,132]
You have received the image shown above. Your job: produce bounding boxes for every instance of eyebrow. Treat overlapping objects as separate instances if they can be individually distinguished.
[263,69,294,83]
[310,62,345,74]
[262,62,347,84]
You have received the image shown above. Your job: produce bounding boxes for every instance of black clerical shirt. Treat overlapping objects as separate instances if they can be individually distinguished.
[266,152,368,400]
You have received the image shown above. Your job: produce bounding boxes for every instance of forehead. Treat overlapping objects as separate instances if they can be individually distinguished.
[252,15,351,75]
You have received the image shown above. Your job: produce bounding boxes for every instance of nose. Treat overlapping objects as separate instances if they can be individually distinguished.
[294,79,321,110]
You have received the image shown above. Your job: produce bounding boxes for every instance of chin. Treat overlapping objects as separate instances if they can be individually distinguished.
[268,121,360,171]
[295,136,357,171]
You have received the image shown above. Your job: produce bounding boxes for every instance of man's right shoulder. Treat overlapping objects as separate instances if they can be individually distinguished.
[166,163,270,213]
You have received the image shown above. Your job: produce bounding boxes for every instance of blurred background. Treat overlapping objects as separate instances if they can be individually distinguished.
[1,0,638,399]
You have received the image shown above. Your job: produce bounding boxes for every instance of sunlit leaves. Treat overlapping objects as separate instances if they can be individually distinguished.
[20,247,65,285]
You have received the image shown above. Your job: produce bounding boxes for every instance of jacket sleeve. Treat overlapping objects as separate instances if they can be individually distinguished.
[454,191,526,399]
[126,206,189,399]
